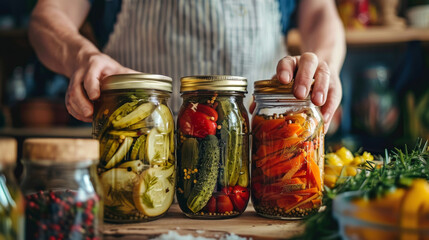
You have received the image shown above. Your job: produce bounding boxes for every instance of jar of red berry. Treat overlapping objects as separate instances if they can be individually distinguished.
[0,138,24,240]
[21,138,102,240]
[177,75,250,218]
[251,79,324,219]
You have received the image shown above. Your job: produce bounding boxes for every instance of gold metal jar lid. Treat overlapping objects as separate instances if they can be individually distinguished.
[101,73,173,92]
[254,79,294,94]
[23,138,99,163]
[0,138,17,164]
[180,75,247,93]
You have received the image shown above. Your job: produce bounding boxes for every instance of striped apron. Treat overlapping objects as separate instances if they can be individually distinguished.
[103,0,286,115]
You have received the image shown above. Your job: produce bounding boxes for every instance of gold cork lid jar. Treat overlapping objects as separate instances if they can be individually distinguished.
[101,73,173,92]
[23,138,99,163]
[180,75,247,93]
[0,138,17,165]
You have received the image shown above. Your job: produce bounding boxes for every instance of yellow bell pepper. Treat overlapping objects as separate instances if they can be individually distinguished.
[335,147,354,165]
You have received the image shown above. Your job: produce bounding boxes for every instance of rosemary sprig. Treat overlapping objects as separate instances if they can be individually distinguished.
[295,139,429,240]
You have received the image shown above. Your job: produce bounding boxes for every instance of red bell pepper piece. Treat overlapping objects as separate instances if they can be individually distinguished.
[229,185,250,212]
[179,104,217,138]
[216,195,234,213]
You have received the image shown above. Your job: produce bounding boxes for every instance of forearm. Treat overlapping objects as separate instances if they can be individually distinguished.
[298,0,346,74]
[28,0,97,78]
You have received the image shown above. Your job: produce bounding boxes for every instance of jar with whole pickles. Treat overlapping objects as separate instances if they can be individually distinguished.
[177,75,250,218]
[0,138,24,240]
[93,73,175,222]
[251,79,324,219]
[21,138,103,239]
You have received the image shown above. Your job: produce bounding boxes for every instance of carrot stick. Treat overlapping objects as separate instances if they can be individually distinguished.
[255,136,303,158]
[266,123,304,140]
[284,193,320,213]
[307,154,322,191]
[254,118,285,140]
[262,152,305,177]
[280,153,305,180]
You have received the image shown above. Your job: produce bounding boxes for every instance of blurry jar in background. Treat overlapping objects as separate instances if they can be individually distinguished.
[21,139,102,240]
[93,74,175,222]
[0,138,24,240]
[353,64,399,136]
[337,0,372,29]
[251,79,324,219]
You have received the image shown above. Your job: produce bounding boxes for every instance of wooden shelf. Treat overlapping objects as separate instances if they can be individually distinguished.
[0,127,92,138]
[287,27,429,47]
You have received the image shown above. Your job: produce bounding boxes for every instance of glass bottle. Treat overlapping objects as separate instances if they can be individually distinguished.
[93,73,175,222]
[251,79,324,219]
[21,138,102,239]
[177,75,250,218]
[0,138,24,240]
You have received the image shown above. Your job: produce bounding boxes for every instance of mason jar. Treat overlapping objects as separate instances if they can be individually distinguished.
[21,138,102,240]
[93,73,175,222]
[0,138,24,240]
[176,75,250,219]
[251,79,324,219]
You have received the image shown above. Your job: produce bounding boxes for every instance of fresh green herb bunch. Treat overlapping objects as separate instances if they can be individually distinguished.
[296,139,429,240]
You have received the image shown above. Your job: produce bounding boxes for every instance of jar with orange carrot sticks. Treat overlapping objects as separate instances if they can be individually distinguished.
[251,79,324,219]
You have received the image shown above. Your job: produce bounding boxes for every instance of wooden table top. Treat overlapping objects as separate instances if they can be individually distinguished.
[103,204,304,240]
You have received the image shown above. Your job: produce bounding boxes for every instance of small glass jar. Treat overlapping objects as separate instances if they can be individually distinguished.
[177,75,250,219]
[251,79,324,219]
[0,138,24,240]
[93,74,175,222]
[21,138,102,240]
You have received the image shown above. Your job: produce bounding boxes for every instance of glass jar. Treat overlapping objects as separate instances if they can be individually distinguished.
[177,75,250,219]
[93,73,175,222]
[21,138,102,240]
[251,79,324,219]
[0,138,24,240]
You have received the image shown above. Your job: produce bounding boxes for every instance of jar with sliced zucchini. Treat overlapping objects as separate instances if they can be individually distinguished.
[93,74,175,222]
[177,76,250,219]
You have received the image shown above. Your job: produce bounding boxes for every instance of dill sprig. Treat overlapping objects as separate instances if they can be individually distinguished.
[295,139,429,240]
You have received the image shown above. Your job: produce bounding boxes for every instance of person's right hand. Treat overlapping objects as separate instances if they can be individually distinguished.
[66,52,137,122]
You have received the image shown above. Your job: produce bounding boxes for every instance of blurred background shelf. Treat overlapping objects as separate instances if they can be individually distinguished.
[0,127,92,138]
[287,27,429,47]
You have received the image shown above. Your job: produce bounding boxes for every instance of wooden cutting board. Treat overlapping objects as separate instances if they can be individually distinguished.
[103,204,304,239]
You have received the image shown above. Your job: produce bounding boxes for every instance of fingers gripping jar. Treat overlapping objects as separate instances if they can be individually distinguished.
[21,138,102,240]
[0,138,24,240]
[251,79,324,219]
[93,74,175,222]
[177,75,250,219]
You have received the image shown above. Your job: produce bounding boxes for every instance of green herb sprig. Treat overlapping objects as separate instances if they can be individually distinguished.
[296,139,429,240]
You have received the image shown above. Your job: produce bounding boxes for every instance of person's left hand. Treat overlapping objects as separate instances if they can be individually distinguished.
[250,52,342,133]
[277,53,342,133]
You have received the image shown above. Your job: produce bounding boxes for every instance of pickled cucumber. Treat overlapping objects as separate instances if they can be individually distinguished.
[105,140,120,163]
[146,128,169,165]
[101,168,138,212]
[118,160,145,174]
[97,100,139,139]
[187,135,220,213]
[130,135,146,161]
[133,166,175,217]
[113,102,155,129]
[105,137,133,169]
[151,104,174,134]
[218,100,243,186]
[180,138,199,198]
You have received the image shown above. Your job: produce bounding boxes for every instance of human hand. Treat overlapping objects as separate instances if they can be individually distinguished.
[276,52,342,133]
[66,52,137,122]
